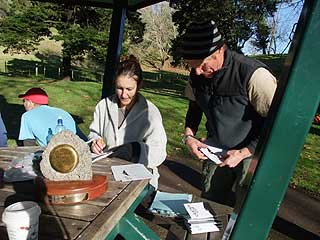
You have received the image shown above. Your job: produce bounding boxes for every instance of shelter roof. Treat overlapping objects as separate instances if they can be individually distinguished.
[36,0,165,11]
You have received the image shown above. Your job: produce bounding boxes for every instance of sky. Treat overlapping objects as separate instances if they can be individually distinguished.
[244,1,304,55]
[145,1,304,55]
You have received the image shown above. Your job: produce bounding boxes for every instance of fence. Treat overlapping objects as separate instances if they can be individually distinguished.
[1,60,104,82]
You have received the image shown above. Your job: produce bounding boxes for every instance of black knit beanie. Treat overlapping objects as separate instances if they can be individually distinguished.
[179,20,224,60]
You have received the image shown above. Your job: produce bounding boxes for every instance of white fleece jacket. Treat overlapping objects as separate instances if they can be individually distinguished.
[88,94,167,188]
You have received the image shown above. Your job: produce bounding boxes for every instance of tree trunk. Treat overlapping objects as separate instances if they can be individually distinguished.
[62,54,72,81]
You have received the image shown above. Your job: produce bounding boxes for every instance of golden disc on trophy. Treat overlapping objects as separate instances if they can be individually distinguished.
[49,144,79,173]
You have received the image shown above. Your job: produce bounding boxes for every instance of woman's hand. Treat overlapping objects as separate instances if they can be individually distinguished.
[91,138,106,154]
[219,147,252,168]
[185,136,208,160]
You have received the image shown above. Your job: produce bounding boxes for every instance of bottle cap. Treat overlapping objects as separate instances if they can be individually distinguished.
[57,117,63,125]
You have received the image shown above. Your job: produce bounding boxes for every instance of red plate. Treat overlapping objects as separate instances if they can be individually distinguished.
[35,175,108,204]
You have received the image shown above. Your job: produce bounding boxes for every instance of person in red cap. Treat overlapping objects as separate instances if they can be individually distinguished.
[18,87,77,146]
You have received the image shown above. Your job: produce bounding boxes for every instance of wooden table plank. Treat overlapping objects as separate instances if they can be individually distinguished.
[38,214,89,240]
[77,180,149,240]
[39,202,104,222]
[0,147,152,240]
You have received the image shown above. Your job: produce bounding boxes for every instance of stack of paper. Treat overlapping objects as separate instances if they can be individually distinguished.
[183,202,220,234]
[111,163,153,182]
[148,191,192,217]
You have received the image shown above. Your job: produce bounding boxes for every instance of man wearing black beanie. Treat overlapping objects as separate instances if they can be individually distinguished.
[179,20,277,206]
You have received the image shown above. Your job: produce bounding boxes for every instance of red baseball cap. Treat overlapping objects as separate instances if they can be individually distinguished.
[18,88,48,104]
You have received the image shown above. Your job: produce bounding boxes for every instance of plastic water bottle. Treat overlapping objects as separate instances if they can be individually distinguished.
[55,117,66,134]
[46,128,53,144]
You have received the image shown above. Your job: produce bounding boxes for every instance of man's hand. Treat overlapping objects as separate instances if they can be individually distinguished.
[91,138,106,154]
[219,147,252,168]
[185,136,208,160]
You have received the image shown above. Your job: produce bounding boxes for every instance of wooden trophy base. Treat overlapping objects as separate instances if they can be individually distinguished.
[35,174,108,204]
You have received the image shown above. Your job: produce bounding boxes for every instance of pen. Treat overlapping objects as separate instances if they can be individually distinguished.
[85,139,94,144]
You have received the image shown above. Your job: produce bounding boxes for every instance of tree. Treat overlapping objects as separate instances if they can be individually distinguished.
[267,14,279,54]
[0,0,10,17]
[47,5,113,79]
[170,0,283,61]
[0,0,144,80]
[0,1,51,54]
[269,0,303,54]
[130,2,177,70]
[250,18,270,54]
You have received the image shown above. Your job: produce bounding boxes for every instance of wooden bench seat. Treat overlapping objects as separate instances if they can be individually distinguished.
[135,194,232,240]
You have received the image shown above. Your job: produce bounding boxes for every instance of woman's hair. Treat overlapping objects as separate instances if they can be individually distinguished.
[115,55,143,87]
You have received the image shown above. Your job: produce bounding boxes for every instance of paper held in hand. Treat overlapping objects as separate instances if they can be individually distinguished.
[199,146,225,164]
[111,163,153,182]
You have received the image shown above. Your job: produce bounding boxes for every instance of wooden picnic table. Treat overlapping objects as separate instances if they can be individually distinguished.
[0,146,159,240]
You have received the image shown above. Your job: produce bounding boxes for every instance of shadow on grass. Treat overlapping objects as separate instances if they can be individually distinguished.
[4,57,190,88]
[0,95,24,145]
[5,59,55,79]
[3,57,190,98]
[309,125,320,136]
[141,70,189,99]
[143,70,188,92]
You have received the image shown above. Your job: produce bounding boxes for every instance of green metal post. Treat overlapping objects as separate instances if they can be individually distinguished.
[118,213,160,240]
[101,0,127,99]
[105,185,159,240]
[224,1,320,239]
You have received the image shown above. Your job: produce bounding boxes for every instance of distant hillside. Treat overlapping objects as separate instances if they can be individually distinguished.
[1,43,287,82]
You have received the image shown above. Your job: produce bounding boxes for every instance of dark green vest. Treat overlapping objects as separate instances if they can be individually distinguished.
[190,49,267,151]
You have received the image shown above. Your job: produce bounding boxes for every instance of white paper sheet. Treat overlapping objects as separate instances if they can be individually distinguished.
[184,202,220,234]
[184,202,214,220]
[188,222,220,234]
[185,217,217,224]
[199,146,224,164]
[111,163,153,182]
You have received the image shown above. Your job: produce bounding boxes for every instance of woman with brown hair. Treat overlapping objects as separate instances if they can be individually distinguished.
[88,55,167,188]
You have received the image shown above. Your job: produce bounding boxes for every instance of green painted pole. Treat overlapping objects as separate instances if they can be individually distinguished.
[119,213,160,240]
[101,0,127,99]
[225,1,320,239]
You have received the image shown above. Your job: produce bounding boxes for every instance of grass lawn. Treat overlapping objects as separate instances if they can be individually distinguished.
[0,73,319,196]
[292,124,320,194]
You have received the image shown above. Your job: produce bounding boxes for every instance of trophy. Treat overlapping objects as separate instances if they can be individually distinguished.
[36,131,107,204]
